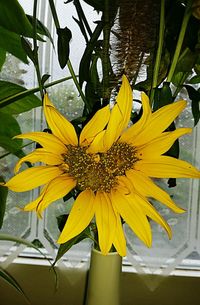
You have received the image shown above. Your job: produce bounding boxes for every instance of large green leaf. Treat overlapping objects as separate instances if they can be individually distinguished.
[0,176,8,229]
[0,136,25,158]
[0,112,22,141]
[0,0,34,38]
[0,81,42,114]
[0,48,6,71]
[0,26,28,63]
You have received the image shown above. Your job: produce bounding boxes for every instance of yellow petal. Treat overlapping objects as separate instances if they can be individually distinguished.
[109,200,126,257]
[120,92,151,143]
[134,156,200,178]
[86,130,106,153]
[103,75,133,150]
[126,170,184,213]
[15,132,67,154]
[14,148,64,174]
[94,191,116,255]
[111,188,152,247]
[136,128,192,158]
[133,193,172,239]
[44,94,78,145]
[118,176,172,239]
[36,175,76,216]
[5,166,63,192]
[79,105,110,146]
[57,189,95,244]
[133,100,187,146]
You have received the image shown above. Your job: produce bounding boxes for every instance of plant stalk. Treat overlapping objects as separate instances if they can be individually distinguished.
[166,0,192,82]
[150,0,165,105]
[33,0,43,99]
[102,0,111,102]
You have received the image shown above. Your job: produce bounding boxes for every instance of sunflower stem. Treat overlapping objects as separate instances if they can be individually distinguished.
[166,0,192,82]
[150,0,165,106]
[67,60,88,106]
[102,0,111,102]
[33,0,43,99]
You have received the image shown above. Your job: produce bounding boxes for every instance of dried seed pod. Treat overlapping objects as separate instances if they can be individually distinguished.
[111,0,160,82]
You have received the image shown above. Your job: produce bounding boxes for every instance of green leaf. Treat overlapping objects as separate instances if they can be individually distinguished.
[0,48,6,71]
[0,26,28,63]
[21,37,35,63]
[53,227,91,265]
[175,49,197,73]
[189,74,200,84]
[57,27,72,69]
[171,71,185,87]
[0,0,34,38]
[83,0,104,11]
[41,74,51,86]
[184,85,200,126]
[26,15,54,45]
[0,81,42,114]
[153,82,173,111]
[79,21,103,87]
[0,176,8,229]
[0,112,22,141]
[0,136,25,158]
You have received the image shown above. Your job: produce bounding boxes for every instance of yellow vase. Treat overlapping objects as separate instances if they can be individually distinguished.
[85,248,122,305]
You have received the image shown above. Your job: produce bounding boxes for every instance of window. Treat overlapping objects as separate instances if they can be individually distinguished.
[0,1,200,295]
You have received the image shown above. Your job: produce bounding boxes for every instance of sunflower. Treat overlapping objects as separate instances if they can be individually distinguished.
[2,75,200,256]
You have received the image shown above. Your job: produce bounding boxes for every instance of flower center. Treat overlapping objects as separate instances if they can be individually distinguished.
[62,142,138,193]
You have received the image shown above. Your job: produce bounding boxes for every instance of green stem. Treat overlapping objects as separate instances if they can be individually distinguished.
[0,141,34,159]
[48,0,60,28]
[33,0,43,99]
[67,61,87,105]
[150,0,165,105]
[166,0,192,82]
[0,76,74,108]
[102,0,111,101]
[74,0,92,38]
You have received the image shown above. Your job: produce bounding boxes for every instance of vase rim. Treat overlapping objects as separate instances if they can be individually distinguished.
[92,248,119,256]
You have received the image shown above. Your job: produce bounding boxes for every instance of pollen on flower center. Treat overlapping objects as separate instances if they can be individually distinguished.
[62,142,138,192]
